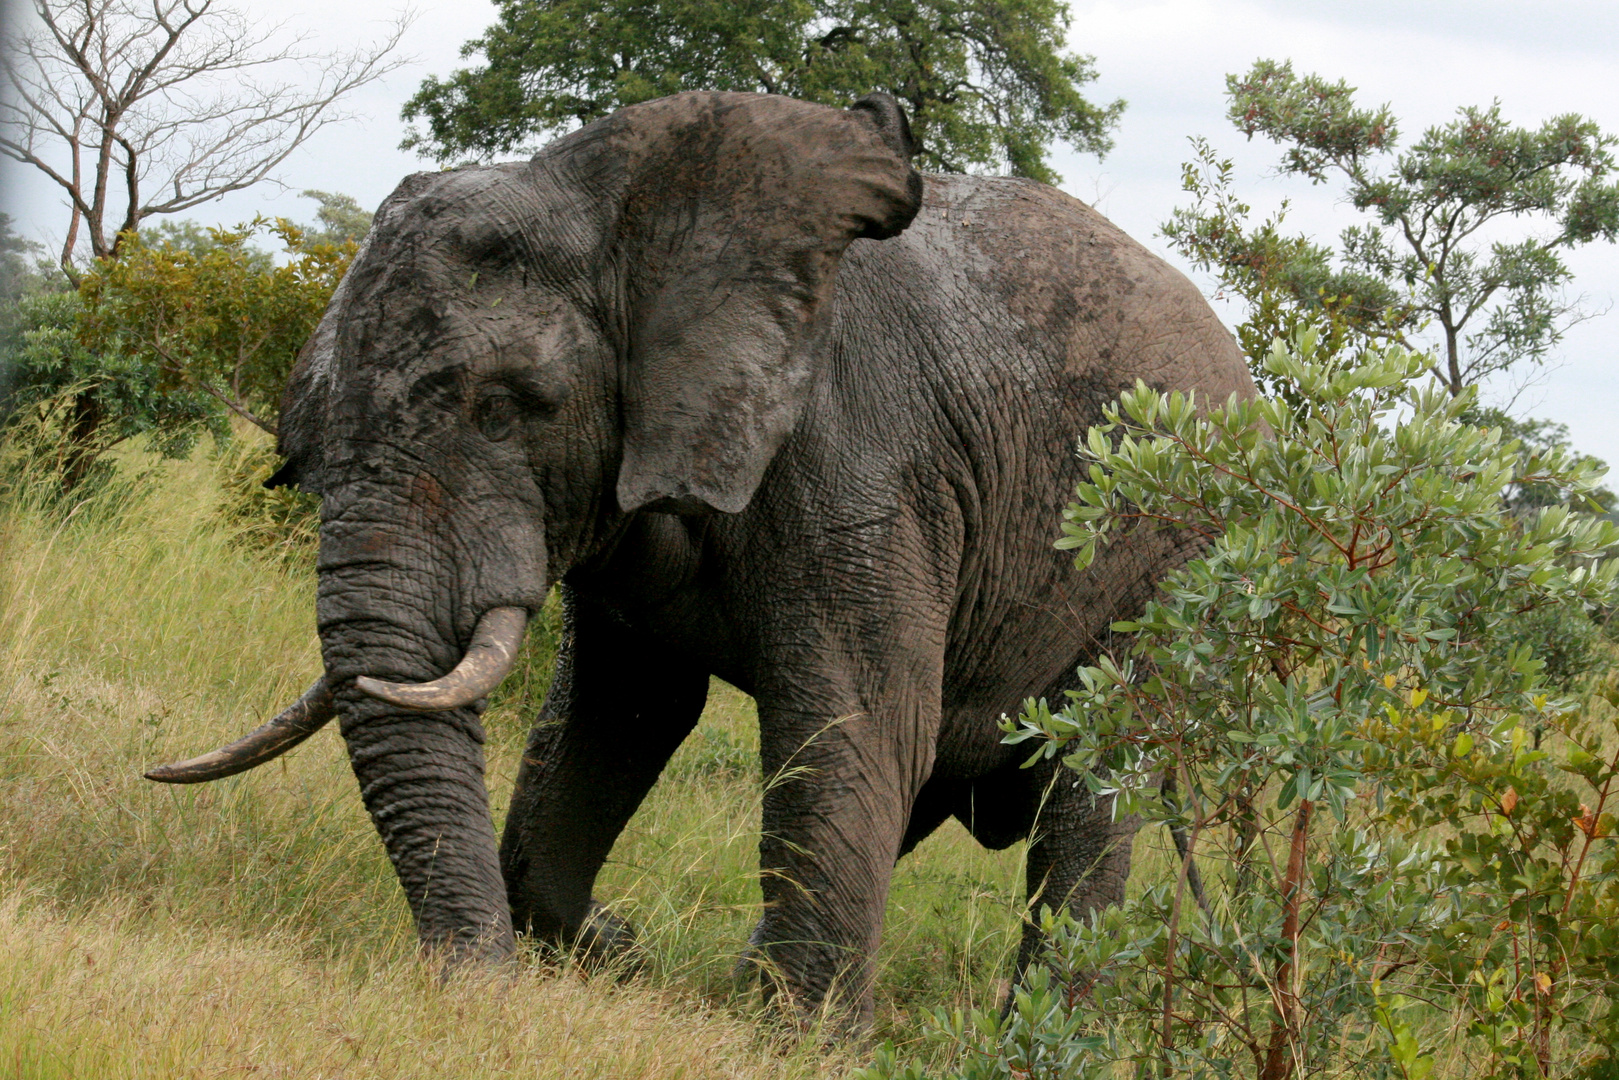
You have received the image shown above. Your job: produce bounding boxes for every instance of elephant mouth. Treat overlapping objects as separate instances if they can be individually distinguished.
[144,605,529,785]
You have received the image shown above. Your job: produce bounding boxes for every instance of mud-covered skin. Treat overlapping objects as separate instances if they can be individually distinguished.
[278,91,1250,1025]
[520,175,1244,1017]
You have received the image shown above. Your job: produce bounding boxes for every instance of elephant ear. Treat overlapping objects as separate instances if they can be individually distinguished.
[598,92,923,515]
[269,281,344,494]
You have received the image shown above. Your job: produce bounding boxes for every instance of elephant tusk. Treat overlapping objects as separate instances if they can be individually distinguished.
[145,677,336,784]
[355,606,528,712]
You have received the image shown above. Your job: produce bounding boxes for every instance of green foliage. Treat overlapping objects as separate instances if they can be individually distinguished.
[1362,694,1619,1076]
[136,219,275,270]
[3,201,364,494]
[300,189,374,246]
[1489,602,1604,694]
[0,212,47,302]
[78,216,355,435]
[1164,60,1619,398]
[1,214,71,426]
[1466,409,1617,518]
[1162,135,1409,404]
[0,293,220,493]
[399,0,1125,183]
[861,335,1619,1079]
[212,431,321,565]
[1468,409,1616,681]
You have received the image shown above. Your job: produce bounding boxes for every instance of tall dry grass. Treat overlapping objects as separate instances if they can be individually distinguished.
[0,896,832,1079]
[2,436,1167,1076]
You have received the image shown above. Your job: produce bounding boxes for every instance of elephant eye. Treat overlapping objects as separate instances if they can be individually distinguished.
[475,390,520,442]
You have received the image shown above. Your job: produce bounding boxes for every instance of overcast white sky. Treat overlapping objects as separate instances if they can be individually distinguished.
[4,0,1616,462]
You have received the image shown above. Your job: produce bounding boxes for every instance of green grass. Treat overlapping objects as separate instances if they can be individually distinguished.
[0,436,1179,1076]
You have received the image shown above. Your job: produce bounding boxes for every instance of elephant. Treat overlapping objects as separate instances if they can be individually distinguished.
[148,90,1252,1027]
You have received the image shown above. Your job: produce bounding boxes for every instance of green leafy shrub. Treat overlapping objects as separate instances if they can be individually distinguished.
[862,334,1617,1080]
[78,217,354,437]
[212,431,321,565]
[1362,691,1619,1076]
[3,208,362,495]
[0,291,219,491]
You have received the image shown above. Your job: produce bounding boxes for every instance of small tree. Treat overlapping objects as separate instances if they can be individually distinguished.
[0,211,50,410]
[2,198,362,492]
[0,0,407,280]
[1163,60,1619,399]
[0,290,219,490]
[299,189,372,246]
[861,335,1619,1079]
[400,0,1124,183]
[0,212,47,302]
[78,216,354,435]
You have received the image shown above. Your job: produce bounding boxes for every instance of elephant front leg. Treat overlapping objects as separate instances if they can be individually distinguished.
[750,699,937,1030]
[500,591,710,962]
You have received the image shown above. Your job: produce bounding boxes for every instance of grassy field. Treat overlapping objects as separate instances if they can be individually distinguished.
[0,439,1186,1078]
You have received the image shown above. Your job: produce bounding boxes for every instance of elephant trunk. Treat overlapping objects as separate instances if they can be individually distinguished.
[314,478,546,966]
[335,685,515,961]
[321,608,524,965]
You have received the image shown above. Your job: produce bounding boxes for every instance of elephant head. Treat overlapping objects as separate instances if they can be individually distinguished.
[147,92,923,963]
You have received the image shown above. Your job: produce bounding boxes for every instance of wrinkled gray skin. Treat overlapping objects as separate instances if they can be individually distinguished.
[271,91,1251,1026]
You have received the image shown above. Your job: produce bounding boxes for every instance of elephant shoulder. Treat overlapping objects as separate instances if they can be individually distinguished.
[919,174,1251,404]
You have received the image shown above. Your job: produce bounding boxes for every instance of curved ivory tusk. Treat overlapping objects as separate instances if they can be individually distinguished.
[145,677,336,784]
[355,606,528,712]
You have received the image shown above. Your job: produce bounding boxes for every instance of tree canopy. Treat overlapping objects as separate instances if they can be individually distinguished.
[0,0,406,279]
[1163,60,1619,398]
[400,0,1124,184]
[299,190,374,247]
[0,214,46,303]
[78,217,356,436]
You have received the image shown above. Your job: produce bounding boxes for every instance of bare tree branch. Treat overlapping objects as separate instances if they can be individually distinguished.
[0,0,414,272]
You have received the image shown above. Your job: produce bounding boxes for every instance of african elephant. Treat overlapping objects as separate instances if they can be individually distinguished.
[149,90,1251,1027]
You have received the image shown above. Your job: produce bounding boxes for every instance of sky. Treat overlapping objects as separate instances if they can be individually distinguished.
[3,0,1617,462]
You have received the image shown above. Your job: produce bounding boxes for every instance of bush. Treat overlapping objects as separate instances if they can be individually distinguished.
[0,291,219,491]
[862,334,1618,1080]
[78,217,354,437]
[212,431,320,565]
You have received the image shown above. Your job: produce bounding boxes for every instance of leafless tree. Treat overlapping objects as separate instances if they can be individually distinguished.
[0,0,411,281]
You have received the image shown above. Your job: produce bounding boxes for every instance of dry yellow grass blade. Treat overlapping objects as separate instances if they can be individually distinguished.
[0,897,846,1080]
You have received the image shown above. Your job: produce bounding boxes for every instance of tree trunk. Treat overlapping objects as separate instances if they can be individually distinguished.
[1259,798,1313,1080]
[61,388,104,492]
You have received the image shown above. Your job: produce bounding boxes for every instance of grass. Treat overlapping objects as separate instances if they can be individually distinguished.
[0,897,816,1079]
[0,437,1189,1076]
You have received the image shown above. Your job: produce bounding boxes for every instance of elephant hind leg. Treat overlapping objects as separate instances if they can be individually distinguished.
[1014,760,1135,978]
[499,589,710,961]
[947,759,1135,981]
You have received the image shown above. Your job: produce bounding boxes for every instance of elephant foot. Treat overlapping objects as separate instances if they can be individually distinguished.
[733,918,874,1041]
[574,900,643,975]
[421,923,520,987]
[731,917,769,982]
